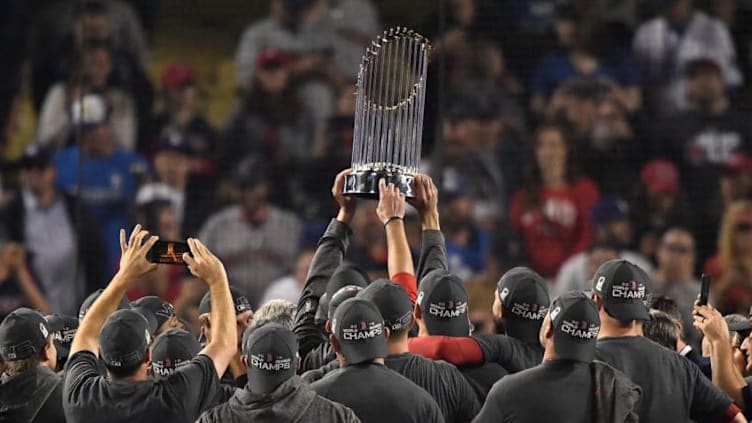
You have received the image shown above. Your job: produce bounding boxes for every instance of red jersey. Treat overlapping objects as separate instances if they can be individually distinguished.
[510,177,600,277]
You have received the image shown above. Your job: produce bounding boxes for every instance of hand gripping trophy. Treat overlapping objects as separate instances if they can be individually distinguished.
[344,27,431,198]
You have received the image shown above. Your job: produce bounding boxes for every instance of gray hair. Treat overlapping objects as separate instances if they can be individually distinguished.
[644,309,678,350]
[251,299,297,330]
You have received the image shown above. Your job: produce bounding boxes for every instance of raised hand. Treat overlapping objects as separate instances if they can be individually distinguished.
[332,168,357,224]
[183,238,228,286]
[376,178,406,225]
[118,225,159,279]
[407,174,440,229]
[693,303,729,344]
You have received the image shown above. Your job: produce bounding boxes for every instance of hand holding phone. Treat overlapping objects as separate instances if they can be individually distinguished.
[147,241,190,265]
[698,274,711,306]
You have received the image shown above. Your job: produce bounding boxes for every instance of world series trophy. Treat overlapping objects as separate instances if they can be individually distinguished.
[344,27,431,198]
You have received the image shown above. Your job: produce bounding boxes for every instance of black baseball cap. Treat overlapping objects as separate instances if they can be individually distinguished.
[154,131,193,156]
[131,296,175,330]
[232,157,268,189]
[325,264,370,300]
[0,308,51,361]
[16,144,54,169]
[198,286,253,316]
[592,259,653,322]
[151,328,201,380]
[242,323,298,394]
[332,298,388,365]
[99,309,152,370]
[497,267,551,344]
[726,314,752,332]
[328,285,364,321]
[45,313,79,363]
[79,289,131,321]
[131,305,159,336]
[358,279,414,333]
[549,291,601,362]
[417,270,469,337]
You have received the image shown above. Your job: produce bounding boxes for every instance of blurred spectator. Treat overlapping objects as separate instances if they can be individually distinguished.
[553,242,619,297]
[632,160,689,259]
[0,242,51,319]
[532,16,640,114]
[30,0,152,115]
[136,133,216,236]
[724,313,752,377]
[236,0,377,87]
[510,123,600,277]
[704,200,752,314]
[460,41,524,100]
[199,158,301,307]
[1,145,105,315]
[141,63,216,174]
[260,249,314,305]
[347,204,388,276]
[37,42,137,151]
[544,79,602,140]
[579,96,643,198]
[652,227,701,349]
[54,94,147,270]
[554,198,652,294]
[221,49,314,186]
[441,185,491,281]
[633,0,743,115]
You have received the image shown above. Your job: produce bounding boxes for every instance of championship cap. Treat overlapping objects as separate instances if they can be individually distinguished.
[325,264,370,300]
[592,259,653,322]
[417,270,469,337]
[332,298,388,365]
[99,309,152,370]
[327,285,364,321]
[131,296,175,331]
[497,267,550,344]
[314,292,330,326]
[45,313,79,364]
[151,328,201,380]
[242,323,298,394]
[549,291,601,362]
[0,308,51,361]
[358,279,414,333]
[79,289,131,321]
[198,286,253,316]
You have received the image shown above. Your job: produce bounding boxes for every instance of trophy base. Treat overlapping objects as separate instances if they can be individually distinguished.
[343,171,415,199]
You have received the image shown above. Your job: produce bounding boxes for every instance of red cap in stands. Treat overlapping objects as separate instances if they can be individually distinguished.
[256,49,293,70]
[640,160,679,195]
[161,63,197,92]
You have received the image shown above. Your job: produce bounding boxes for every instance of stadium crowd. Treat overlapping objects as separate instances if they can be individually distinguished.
[4,0,752,421]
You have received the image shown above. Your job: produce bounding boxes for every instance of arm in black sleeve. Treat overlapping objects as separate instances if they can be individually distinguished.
[416,229,449,282]
[472,334,542,373]
[293,218,351,359]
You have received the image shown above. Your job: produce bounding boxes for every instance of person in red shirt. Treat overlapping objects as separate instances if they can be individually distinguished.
[510,123,600,277]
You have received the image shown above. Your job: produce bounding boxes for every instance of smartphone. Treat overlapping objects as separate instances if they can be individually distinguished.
[147,241,190,265]
[699,274,711,306]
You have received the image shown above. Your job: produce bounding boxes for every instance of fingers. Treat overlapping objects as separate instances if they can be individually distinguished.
[378,178,387,197]
[141,235,160,254]
[128,224,142,247]
[332,168,351,197]
[120,229,127,253]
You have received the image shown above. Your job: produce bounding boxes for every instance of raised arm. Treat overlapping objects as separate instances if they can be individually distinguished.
[377,179,417,302]
[184,238,237,377]
[294,169,356,357]
[409,175,448,282]
[70,225,159,356]
[4,244,51,313]
[695,304,747,407]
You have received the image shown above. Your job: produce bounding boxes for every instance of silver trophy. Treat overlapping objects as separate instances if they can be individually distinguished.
[344,27,431,198]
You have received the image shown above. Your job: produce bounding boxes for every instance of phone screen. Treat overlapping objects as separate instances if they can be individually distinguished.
[148,241,190,265]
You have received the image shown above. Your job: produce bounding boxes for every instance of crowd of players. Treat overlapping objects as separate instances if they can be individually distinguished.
[1,171,752,422]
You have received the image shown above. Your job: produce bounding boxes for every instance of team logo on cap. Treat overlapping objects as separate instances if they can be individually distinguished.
[54,328,77,344]
[499,287,510,301]
[235,296,252,313]
[550,306,562,320]
[250,353,292,372]
[429,300,467,318]
[595,276,606,292]
[153,358,191,377]
[611,280,645,300]
[510,303,548,320]
[342,320,383,341]
[39,323,48,339]
[560,320,600,339]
